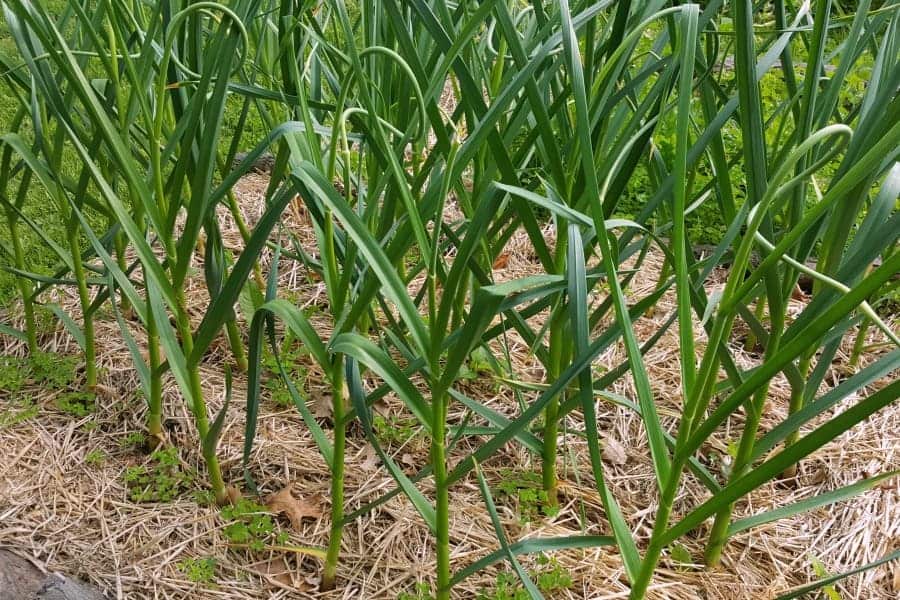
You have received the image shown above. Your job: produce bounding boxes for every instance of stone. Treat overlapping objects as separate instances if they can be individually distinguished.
[0,550,107,600]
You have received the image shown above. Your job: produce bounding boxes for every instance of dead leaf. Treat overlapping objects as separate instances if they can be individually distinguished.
[892,563,900,592]
[360,446,379,471]
[493,253,510,269]
[310,393,332,419]
[305,573,321,590]
[807,464,829,485]
[226,486,243,505]
[265,487,322,530]
[602,437,627,465]
[400,453,416,466]
[251,556,293,587]
[372,398,391,417]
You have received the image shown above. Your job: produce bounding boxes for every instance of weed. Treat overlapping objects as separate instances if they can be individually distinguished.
[810,555,843,600]
[398,582,434,600]
[193,489,217,507]
[533,554,573,593]
[668,543,694,570]
[124,447,194,503]
[120,431,147,450]
[0,397,38,428]
[458,346,502,382]
[220,499,284,552]
[372,413,418,446]
[496,469,558,522]
[262,337,309,408]
[30,351,77,389]
[0,355,27,392]
[177,557,217,585]
[55,391,95,417]
[84,449,106,466]
[477,555,573,599]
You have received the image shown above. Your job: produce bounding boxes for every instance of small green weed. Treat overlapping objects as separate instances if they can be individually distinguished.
[120,431,147,450]
[459,346,502,381]
[124,447,195,502]
[398,582,434,600]
[0,397,38,428]
[55,391,95,417]
[30,351,77,389]
[220,499,288,551]
[477,555,573,599]
[261,335,309,408]
[84,449,106,466]
[810,555,843,600]
[496,469,558,522]
[177,557,217,585]
[533,554,573,592]
[0,356,28,392]
[668,543,693,569]
[373,412,418,446]
[193,489,217,507]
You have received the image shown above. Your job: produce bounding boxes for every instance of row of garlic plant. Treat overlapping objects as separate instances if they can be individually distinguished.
[1,0,898,597]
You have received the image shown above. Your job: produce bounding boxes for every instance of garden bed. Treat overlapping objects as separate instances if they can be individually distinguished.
[1,176,897,599]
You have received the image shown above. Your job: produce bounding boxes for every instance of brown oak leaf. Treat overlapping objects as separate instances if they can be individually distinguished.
[265,487,322,530]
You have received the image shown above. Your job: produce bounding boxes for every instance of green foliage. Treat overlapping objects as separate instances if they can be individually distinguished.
[668,543,694,569]
[477,573,526,600]
[192,489,217,507]
[0,352,78,393]
[533,554,574,593]
[495,469,558,522]
[1,0,898,598]
[261,337,309,408]
[458,347,503,382]
[476,555,573,599]
[177,557,217,585]
[120,432,147,450]
[55,391,95,417]
[0,355,27,392]
[398,582,434,600]
[124,448,195,503]
[810,555,843,600]
[220,499,285,552]
[0,397,38,428]
[84,449,106,466]
[372,412,418,446]
[30,351,78,389]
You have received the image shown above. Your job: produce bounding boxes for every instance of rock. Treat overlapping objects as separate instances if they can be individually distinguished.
[0,550,107,600]
[0,550,44,598]
[34,577,108,600]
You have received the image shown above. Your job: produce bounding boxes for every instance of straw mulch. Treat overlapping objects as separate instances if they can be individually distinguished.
[1,174,898,599]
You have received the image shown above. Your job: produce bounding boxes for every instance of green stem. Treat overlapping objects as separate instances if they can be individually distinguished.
[703,386,766,566]
[6,211,38,353]
[744,296,765,351]
[781,353,813,478]
[146,298,164,448]
[433,384,450,600]
[706,290,785,565]
[849,319,870,369]
[225,318,248,372]
[321,362,347,591]
[113,224,131,315]
[67,221,97,389]
[174,287,226,503]
[628,457,687,599]
[542,311,566,507]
